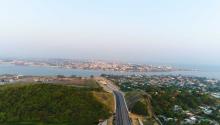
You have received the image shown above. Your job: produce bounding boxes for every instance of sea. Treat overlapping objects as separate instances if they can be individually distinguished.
[0,63,220,80]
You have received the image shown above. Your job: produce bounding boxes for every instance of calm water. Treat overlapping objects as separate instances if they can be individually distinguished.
[0,63,220,80]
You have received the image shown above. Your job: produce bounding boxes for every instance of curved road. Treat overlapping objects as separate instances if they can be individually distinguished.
[95,77,131,125]
[114,91,131,125]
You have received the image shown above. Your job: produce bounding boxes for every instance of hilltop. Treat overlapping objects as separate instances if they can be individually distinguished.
[0,83,113,125]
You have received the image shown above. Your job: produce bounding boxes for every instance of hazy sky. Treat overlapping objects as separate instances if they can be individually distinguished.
[0,0,220,65]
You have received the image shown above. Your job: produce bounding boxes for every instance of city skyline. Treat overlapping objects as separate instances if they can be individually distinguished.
[1,0,220,66]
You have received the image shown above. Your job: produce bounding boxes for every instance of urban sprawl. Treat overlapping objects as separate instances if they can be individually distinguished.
[0,58,188,72]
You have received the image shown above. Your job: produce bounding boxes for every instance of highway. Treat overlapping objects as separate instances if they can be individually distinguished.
[95,77,131,125]
[114,91,131,125]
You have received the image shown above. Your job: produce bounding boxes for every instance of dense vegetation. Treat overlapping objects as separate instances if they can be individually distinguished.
[125,91,149,116]
[0,83,111,125]
[106,75,220,124]
[145,86,217,117]
[124,85,220,124]
[131,101,148,116]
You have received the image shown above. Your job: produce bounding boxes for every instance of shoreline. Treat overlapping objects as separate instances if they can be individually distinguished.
[0,63,219,80]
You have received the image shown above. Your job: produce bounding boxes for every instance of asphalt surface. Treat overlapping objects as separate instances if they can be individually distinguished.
[114,91,131,125]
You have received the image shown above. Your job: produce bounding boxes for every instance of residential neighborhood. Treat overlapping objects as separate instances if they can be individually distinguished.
[104,74,220,125]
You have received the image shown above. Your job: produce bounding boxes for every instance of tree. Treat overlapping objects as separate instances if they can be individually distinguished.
[0,112,6,122]
[57,75,65,78]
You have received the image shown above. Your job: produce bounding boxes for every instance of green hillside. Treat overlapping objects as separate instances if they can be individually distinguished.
[0,83,111,125]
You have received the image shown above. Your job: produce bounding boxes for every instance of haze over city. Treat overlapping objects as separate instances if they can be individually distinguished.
[1,0,220,66]
[1,1,220,125]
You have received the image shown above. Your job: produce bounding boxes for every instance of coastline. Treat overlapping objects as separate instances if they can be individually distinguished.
[0,63,220,80]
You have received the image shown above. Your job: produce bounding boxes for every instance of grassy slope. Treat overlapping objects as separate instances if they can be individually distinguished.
[0,83,111,125]
[125,91,149,116]
[92,91,115,113]
[125,91,157,125]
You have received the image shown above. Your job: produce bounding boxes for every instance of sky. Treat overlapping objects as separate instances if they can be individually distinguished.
[0,0,220,66]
